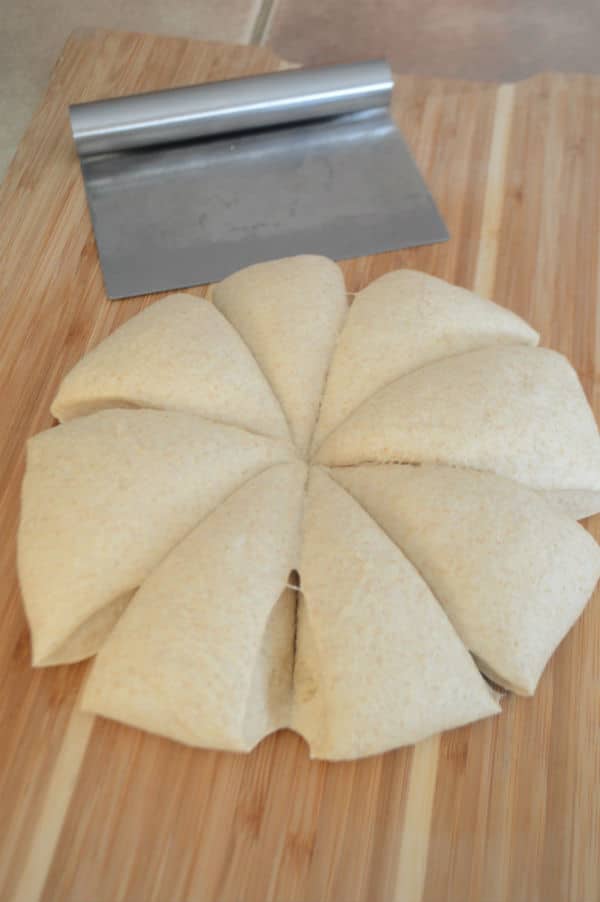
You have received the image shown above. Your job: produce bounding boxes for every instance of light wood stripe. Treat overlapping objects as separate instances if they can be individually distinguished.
[11,702,94,902]
[394,735,441,902]
[473,82,516,298]
[392,82,516,902]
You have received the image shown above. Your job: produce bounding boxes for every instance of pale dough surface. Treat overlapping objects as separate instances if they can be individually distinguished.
[17,256,600,758]
[82,464,305,751]
[316,345,600,497]
[19,409,292,666]
[333,464,600,694]
[292,468,500,759]
[52,293,290,442]
[314,268,539,450]
[213,255,348,455]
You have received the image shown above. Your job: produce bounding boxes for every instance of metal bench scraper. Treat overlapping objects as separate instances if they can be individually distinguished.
[70,60,448,299]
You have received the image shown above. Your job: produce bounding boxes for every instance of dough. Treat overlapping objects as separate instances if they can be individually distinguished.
[18,256,600,758]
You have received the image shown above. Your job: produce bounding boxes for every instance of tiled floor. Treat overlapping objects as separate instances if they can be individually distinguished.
[265,0,600,79]
[2,0,600,179]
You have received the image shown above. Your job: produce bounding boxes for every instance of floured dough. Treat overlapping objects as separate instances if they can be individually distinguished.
[52,294,289,442]
[82,464,305,751]
[213,255,347,454]
[316,346,600,497]
[314,268,539,450]
[17,256,600,758]
[292,469,500,759]
[333,464,600,695]
[19,410,292,665]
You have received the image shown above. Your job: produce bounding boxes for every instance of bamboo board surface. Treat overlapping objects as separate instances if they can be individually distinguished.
[1,28,599,902]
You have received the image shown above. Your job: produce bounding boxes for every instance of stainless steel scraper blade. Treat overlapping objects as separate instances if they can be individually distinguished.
[71,62,448,298]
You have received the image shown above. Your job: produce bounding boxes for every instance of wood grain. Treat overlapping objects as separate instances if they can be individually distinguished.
[0,29,599,902]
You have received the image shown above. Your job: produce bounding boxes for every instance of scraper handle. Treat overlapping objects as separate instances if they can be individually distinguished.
[70,60,394,156]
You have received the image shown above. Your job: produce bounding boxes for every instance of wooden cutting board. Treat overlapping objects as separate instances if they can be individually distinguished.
[1,28,599,902]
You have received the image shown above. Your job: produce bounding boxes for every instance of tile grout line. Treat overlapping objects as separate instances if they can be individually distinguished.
[391,80,517,902]
[249,0,279,46]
